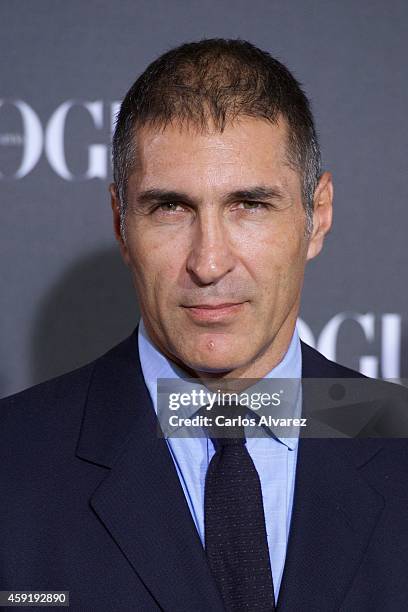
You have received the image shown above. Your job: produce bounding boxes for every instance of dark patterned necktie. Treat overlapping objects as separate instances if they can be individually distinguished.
[204,403,276,611]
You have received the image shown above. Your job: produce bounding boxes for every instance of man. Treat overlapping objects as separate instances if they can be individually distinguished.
[1,39,408,611]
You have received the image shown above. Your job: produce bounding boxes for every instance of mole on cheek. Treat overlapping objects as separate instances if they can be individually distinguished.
[207,340,215,351]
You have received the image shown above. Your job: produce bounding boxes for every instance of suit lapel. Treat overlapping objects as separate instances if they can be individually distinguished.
[76,328,224,611]
[277,343,385,610]
[76,331,387,610]
[277,437,385,610]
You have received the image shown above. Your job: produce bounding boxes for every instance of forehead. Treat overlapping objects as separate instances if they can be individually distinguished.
[128,116,298,193]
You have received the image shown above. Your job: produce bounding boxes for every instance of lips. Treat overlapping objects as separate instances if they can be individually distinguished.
[182,302,246,323]
[187,303,241,309]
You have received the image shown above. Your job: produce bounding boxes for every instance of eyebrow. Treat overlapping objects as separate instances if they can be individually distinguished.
[135,186,285,207]
[224,186,284,203]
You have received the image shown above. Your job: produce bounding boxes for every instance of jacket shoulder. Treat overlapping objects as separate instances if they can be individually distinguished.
[0,360,96,415]
[0,331,138,438]
[300,340,365,379]
[0,364,99,458]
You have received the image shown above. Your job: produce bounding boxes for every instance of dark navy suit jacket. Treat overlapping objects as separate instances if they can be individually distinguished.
[1,327,408,611]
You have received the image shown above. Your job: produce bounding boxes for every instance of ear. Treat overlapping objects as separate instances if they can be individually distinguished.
[306,171,333,261]
[109,183,130,265]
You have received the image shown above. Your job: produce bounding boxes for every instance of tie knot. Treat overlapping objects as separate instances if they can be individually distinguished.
[201,401,248,448]
[211,436,246,451]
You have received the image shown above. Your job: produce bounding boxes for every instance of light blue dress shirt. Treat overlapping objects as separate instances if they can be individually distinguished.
[138,318,302,603]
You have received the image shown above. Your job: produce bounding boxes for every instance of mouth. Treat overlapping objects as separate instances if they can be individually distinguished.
[181,302,246,323]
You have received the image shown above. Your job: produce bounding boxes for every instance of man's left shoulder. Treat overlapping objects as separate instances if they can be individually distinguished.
[300,340,408,442]
[300,340,366,379]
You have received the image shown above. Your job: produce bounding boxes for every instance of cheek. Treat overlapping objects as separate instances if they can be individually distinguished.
[127,232,185,292]
[242,228,307,319]
[246,224,305,283]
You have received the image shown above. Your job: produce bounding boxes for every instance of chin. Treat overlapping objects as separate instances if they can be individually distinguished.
[186,359,238,375]
[178,336,251,375]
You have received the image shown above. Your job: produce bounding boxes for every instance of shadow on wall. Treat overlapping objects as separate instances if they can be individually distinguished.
[402,320,408,382]
[30,246,140,387]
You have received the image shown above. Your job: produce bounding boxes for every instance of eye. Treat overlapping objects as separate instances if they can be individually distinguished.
[154,202,186,213]
[235,201,268,211]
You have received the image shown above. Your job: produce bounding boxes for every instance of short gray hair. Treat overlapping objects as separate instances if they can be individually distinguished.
[112,38,321,237]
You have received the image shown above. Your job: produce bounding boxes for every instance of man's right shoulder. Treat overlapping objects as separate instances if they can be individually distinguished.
[0,329,139,443]
[0,363,104,473]
[0,329,139,416]
[0,359,97,429]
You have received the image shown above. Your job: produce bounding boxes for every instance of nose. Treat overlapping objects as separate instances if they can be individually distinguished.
[186,208,236,285]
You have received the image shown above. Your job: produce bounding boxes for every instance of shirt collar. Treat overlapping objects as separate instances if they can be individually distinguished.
[138,318,302,450]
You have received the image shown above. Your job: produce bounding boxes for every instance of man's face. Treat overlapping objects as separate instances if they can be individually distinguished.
[112,116,332,378]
